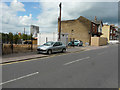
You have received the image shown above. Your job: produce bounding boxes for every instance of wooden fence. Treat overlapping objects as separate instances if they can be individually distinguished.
[2,44,38,55]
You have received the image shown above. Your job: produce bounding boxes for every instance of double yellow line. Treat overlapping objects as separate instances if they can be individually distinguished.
[1,49,86,66]
[0,52,70,66]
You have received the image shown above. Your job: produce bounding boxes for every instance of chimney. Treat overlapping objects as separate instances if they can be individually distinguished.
[95,16,97,21]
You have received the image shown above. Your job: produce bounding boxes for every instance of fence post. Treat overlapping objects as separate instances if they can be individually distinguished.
[73,38,75,47]
[11,42,13,53]
[1,43,3,55]
[31,34,33,52]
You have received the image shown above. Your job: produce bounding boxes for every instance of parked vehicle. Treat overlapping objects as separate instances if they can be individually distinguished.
[23,41,32,44]
[37,41,67,54]
[24,41,28,44]
[68,40,83,46]
[28,41,32,44]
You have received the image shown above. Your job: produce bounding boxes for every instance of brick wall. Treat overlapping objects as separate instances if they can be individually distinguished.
[2,44,37,55]
[91,37,107,46]
[60,16,91,45]
[101,25,110,42]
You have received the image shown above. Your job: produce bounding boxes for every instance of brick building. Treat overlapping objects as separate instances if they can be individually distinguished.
[101,24,119,43]
[59,16,103,45]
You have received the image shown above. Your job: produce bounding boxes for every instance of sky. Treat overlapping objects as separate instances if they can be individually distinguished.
[0,0,119,34]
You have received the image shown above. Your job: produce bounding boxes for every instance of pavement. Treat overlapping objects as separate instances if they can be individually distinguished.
[1,44,118,88]
[1,45,110,64]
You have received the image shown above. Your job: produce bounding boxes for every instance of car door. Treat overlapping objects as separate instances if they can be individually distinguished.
[58,42,63,51]
[52,42,60,52]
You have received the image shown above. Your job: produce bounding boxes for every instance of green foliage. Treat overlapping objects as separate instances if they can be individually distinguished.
[2,32,33,44]
[13,34,19,44]
[8,32,13,44]
[21,34,26,40]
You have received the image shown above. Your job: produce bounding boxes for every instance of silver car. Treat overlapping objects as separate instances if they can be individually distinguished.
[37,41,67,54]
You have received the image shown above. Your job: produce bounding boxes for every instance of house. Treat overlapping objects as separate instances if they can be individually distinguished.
[101,24,119,43]
[91,16,103,37]
[59,16,103,45]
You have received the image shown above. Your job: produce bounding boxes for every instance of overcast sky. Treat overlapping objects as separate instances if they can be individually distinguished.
[0,0,119,34]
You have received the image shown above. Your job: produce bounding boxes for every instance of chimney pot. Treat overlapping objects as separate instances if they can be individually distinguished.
[95,16,97,21]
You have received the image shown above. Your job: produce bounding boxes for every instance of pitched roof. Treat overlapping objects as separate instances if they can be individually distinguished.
[61,16,91,24]
[61,16,103,26]
[77,16,91,22]
[92,20,103,25]
[61,19,76,22]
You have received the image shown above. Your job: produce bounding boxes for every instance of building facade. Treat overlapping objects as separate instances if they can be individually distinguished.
[91,16,103,37]
[101,24,118,43]
[30,25,39,38]
[37,32,58,45]
[59,16,103,45]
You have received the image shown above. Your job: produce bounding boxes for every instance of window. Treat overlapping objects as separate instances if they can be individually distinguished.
[54,42,60,46]
[43,42,54,46]
[71,30,74,34]
[110,36,112,40]
[74,40,78,42]
[59,42,62,45]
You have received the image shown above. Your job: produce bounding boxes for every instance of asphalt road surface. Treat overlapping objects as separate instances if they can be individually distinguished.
[2,44,118,88]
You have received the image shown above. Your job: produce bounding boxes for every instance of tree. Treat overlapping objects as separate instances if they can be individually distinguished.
[13,34,19,44]
[8,32,13,44]
[2,33,5,43]
[27,35,31,40]
[8,32,13,53]
[22,34,28,40]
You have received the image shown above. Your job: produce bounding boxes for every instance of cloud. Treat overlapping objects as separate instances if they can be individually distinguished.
[1,0,119,2]
[1,1,118,34]
[80,2,118,24]
[10,0,26,11]
[19,14,32,26]
[36,2,95,32]
[1,0,33,34]
[37,2,118,32]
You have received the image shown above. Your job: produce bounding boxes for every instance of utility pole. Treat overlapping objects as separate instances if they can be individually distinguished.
[58,2,62,41]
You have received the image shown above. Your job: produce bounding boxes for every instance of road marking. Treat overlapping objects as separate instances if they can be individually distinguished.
[0,53,71,66]
[0,72,39,86]
[64,57,90,65]
[98,52,107,55]
[1,45,109,66]
[0,50,85,66]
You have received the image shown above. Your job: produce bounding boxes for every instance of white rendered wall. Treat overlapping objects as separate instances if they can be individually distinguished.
[109,40,119,44]
[37,32,58,45]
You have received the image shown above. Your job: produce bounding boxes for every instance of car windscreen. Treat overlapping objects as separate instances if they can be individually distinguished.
[43,42,54,46]
[74,41,78,42]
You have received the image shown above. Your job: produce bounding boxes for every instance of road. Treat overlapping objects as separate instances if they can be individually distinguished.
[2,44,118,88]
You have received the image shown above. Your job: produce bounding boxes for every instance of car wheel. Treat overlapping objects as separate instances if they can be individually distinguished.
[62,48,66,53]
[77,44,80,46]
[68,44,70,46]
[47,49,52,55]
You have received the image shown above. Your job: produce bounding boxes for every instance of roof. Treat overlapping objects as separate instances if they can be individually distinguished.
[61,16,91,24]
[61,19,76,22]
[92,20,103,25]
[77,16,91,22]
[61,16,103,26]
